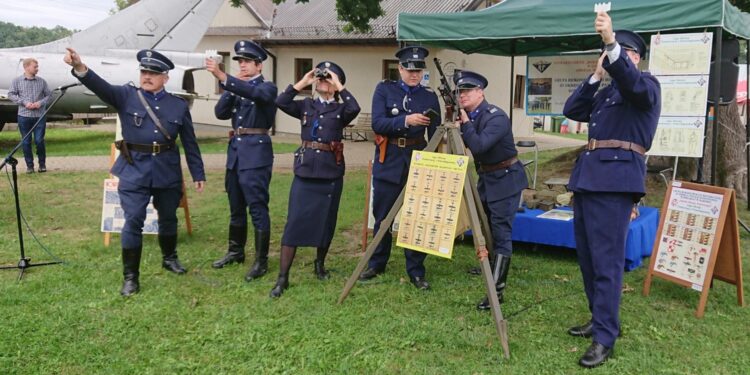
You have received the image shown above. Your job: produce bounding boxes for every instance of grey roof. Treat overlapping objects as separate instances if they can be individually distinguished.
[244,0,275,27]
[205,26,268,37]
[263,0,483,43]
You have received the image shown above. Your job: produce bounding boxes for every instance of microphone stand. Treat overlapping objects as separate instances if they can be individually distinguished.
[0,85,77,280]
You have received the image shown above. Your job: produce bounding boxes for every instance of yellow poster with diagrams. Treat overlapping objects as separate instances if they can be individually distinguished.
[396,151,469,259]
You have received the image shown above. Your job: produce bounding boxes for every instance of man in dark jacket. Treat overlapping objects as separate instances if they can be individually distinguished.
[206,40,278,282]
[563,11,661,368]
[451,70,527,310]
[64,47,206,296]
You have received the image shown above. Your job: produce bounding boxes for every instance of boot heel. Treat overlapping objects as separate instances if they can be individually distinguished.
[246,230,270,281]
[159,234,186,274]
[314,259,330,280]
[269,275,289,298]
[121,247,142,296]
[212,225,247,268]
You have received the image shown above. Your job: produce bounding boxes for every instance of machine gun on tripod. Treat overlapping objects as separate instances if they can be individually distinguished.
[434,57,459,121]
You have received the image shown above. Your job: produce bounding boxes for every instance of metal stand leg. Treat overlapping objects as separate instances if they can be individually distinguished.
[339,125,511,359]
[0,157,62,280]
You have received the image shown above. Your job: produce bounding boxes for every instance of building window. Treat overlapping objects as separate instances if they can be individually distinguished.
[513,74,526,109]
[383,59,400,81]
[295,58,313,95]
[214,51,230,95]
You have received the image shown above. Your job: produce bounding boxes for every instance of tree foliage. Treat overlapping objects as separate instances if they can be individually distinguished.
[109,0,140,15]
[0,21,74,48]
[729,0,750,11]
[230,0,383,33]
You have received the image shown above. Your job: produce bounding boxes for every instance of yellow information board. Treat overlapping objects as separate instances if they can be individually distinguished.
[396,151,469,258]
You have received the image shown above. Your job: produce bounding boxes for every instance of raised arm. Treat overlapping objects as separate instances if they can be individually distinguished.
[64,47,128,108]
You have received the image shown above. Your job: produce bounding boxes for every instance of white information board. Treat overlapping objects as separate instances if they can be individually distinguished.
[648,33,713,157]
[653,185,723,290]
[526,54,602,116]
[101,178,159,234]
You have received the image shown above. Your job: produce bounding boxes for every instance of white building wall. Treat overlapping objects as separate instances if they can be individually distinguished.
[268,47,534,137]
[187,2,536,137]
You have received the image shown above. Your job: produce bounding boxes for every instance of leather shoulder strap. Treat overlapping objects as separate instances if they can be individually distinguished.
[136,90,172,141]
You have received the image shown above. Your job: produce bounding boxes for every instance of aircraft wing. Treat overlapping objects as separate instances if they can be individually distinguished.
[1,90,18,125]
[6,0,225,55]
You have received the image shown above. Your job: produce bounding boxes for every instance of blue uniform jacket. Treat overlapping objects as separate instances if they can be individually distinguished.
[215,74,278,170]
[74,69,205,188]
[276,84,361,179]
[564,54,661,195]
[371,80,440,184]
[461,100,527,202]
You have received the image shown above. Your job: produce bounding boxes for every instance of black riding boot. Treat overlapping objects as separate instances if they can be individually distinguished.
[314,246,330,280]
[477,254,511,310]
[159,234,186,274]
[212,225,247,268]
[269,245,296,298]
[121,246,142,296]
[245,230,270,281]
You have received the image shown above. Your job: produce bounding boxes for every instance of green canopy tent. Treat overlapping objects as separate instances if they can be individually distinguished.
[398,0,750,187]
[398,0,750,55]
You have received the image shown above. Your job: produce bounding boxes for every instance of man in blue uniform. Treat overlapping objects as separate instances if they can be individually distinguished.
[359,46,441,290]
[205,40,278,282]
[563,11,660,368]
[64,47,206,296]
[450,70,527,310]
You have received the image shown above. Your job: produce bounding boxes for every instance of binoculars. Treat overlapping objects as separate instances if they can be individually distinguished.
[314,68,331,79]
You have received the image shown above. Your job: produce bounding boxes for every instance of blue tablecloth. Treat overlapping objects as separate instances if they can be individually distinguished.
[511,206,659,271]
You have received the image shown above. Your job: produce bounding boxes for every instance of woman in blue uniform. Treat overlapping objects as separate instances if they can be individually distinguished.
[271,61,361,297]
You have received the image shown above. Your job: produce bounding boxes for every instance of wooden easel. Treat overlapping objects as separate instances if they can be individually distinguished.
[103,143,193,246]
[339,125,510,359]
[643,181,744,318]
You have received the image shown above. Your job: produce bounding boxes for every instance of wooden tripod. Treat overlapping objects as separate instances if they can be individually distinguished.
[338,125,511,359]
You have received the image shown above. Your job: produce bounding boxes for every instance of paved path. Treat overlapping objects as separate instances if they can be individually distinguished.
[14,123,585,172]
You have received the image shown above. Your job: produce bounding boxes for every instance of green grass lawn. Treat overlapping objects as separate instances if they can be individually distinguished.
[0,127,299,156]
[0,151,748,373]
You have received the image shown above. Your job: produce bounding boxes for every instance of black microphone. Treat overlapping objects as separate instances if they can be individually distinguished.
[56,82,82,91]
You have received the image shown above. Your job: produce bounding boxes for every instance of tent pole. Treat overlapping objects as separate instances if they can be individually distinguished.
[509,41,516,127]
[710,27,723,186]
[746,39,749,210]
[509,56,515,125]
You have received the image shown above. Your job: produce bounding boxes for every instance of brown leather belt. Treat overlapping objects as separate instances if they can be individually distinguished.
[478,156,519,173]
[301,140,333,151]
[126,142,175,154]
[235,127,269,136]
[301,140,345,165]
[586,139,646,155]
[388,137,426,147]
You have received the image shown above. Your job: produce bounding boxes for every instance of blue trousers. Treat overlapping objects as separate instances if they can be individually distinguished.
[370,177,427,278]
[573,192,634,348]
[118,179,182,249]
[17,115,46,169]
[481,191,521,256]
[225,165,272,231]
